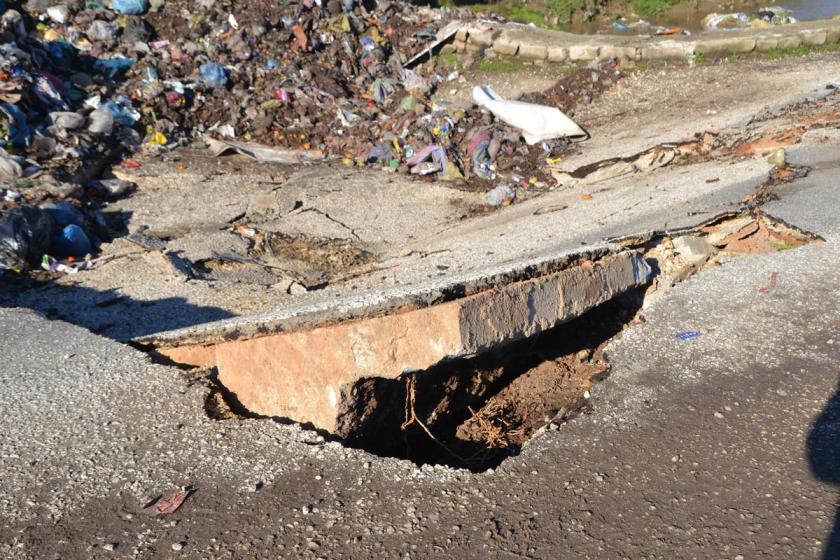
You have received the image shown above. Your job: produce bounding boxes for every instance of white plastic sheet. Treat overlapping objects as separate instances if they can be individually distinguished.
[472,85,587,145]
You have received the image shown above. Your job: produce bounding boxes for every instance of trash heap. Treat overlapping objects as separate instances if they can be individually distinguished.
[0,0,156,272]
[127,0,612,194]
[703,7,797,30]
[0,0,616,272]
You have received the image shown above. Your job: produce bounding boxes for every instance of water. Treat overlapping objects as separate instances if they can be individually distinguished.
[568,0,840,34]
[653,0,840,30]
[779,0,840,21]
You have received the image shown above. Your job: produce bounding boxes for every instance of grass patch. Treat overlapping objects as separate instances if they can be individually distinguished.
[453,1,561,27]
[771,241,797,251]
[629,0,681,17]
[476,58,528,73]
[765,42,840,59]
[437,52,461,69]
[502,3,555,26]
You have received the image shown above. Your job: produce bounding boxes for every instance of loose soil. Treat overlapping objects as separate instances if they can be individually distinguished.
[333,292,644,471]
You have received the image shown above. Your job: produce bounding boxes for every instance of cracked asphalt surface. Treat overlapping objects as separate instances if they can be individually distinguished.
[2,71,840,559]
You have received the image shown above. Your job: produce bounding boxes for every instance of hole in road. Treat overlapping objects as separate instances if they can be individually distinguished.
[335,292,645,471]
[199,212,820,473]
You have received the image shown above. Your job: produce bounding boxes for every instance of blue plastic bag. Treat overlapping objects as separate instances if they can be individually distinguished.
[42,203,84,228]
[199,62,228,89]
[111,0,149,15]
[51,224,91,257]
[101,97,140,126]
[93,56,135,78]
[0,103,32,147]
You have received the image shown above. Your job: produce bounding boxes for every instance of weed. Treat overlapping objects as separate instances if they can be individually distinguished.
[476,58,527,73]
[630,0,681,17]
[765,42,840,60]
[437,52,460,69]
[771,241,797,251]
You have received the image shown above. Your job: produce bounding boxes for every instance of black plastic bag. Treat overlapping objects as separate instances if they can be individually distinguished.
[0,206,55,271]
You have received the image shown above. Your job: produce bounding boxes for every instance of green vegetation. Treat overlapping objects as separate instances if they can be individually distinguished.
[437,52,461,68]
[475,58,527,73]
[628,0,682,17]
[501,3,556,26]
[765,42,840,59]
[431,0,685,29]
[437,0,562,28]
[771,241,797,252]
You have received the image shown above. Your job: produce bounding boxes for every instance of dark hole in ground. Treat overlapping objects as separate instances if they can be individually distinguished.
[332,290,646,472]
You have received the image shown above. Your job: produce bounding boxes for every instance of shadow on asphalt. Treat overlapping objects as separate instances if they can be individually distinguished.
[808,383,840,560]
[0,276,235,341]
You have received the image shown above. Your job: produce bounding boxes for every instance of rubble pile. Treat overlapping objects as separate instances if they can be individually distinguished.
[0,0,618,271]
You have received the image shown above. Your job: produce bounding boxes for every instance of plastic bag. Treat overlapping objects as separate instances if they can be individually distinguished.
[199,63,228,89]
[0,206,55,270]
[51,224,91,257]
[472,86,587,145]
[111,0,150,15]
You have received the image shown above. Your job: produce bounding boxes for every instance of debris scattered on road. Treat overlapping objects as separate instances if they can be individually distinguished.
[767,148,787,167]
[143,485,195,516]
[0,206,54,271]
[676,331,702,340]
[758,271,779,293]
[485,184,515,207]
[207,139,323,165]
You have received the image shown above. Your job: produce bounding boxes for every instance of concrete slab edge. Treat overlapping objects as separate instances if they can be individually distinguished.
[157,251,652,432]
[136,244,621,347]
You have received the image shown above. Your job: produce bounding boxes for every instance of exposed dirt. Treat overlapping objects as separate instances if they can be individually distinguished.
[455,355,604,449]
[520,58,622,117]
[706,214,816,254]
[225,224,378,286]
[333,292,643,471]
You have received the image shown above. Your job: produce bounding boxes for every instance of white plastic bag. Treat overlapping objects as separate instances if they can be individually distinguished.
[472,85,587,144]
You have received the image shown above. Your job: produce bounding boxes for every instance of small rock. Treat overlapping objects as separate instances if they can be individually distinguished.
[767,148,786,167]
[102,543,115,551]
[485,185,515,207]
[171,542,184,552]
[714,411,724,419]
[672,235,714,260]
[288,281,308,296]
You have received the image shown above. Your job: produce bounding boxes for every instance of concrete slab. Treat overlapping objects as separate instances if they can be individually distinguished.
[155,251,652,432]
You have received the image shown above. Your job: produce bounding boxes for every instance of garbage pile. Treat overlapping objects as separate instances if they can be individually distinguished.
[128,0,607,194]
[0,0,158,271]
[703,7,797,31]
[0,0,612,272]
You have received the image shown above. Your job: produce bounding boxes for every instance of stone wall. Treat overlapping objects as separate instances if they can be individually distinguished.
[445,18,840,62]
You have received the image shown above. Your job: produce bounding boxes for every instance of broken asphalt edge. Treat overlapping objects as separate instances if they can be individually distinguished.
[135,243,627,348]
[146,247,651,433]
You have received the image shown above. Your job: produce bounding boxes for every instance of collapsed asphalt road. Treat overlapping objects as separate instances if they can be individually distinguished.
[0,133,838,558]
[1,63,840,560]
